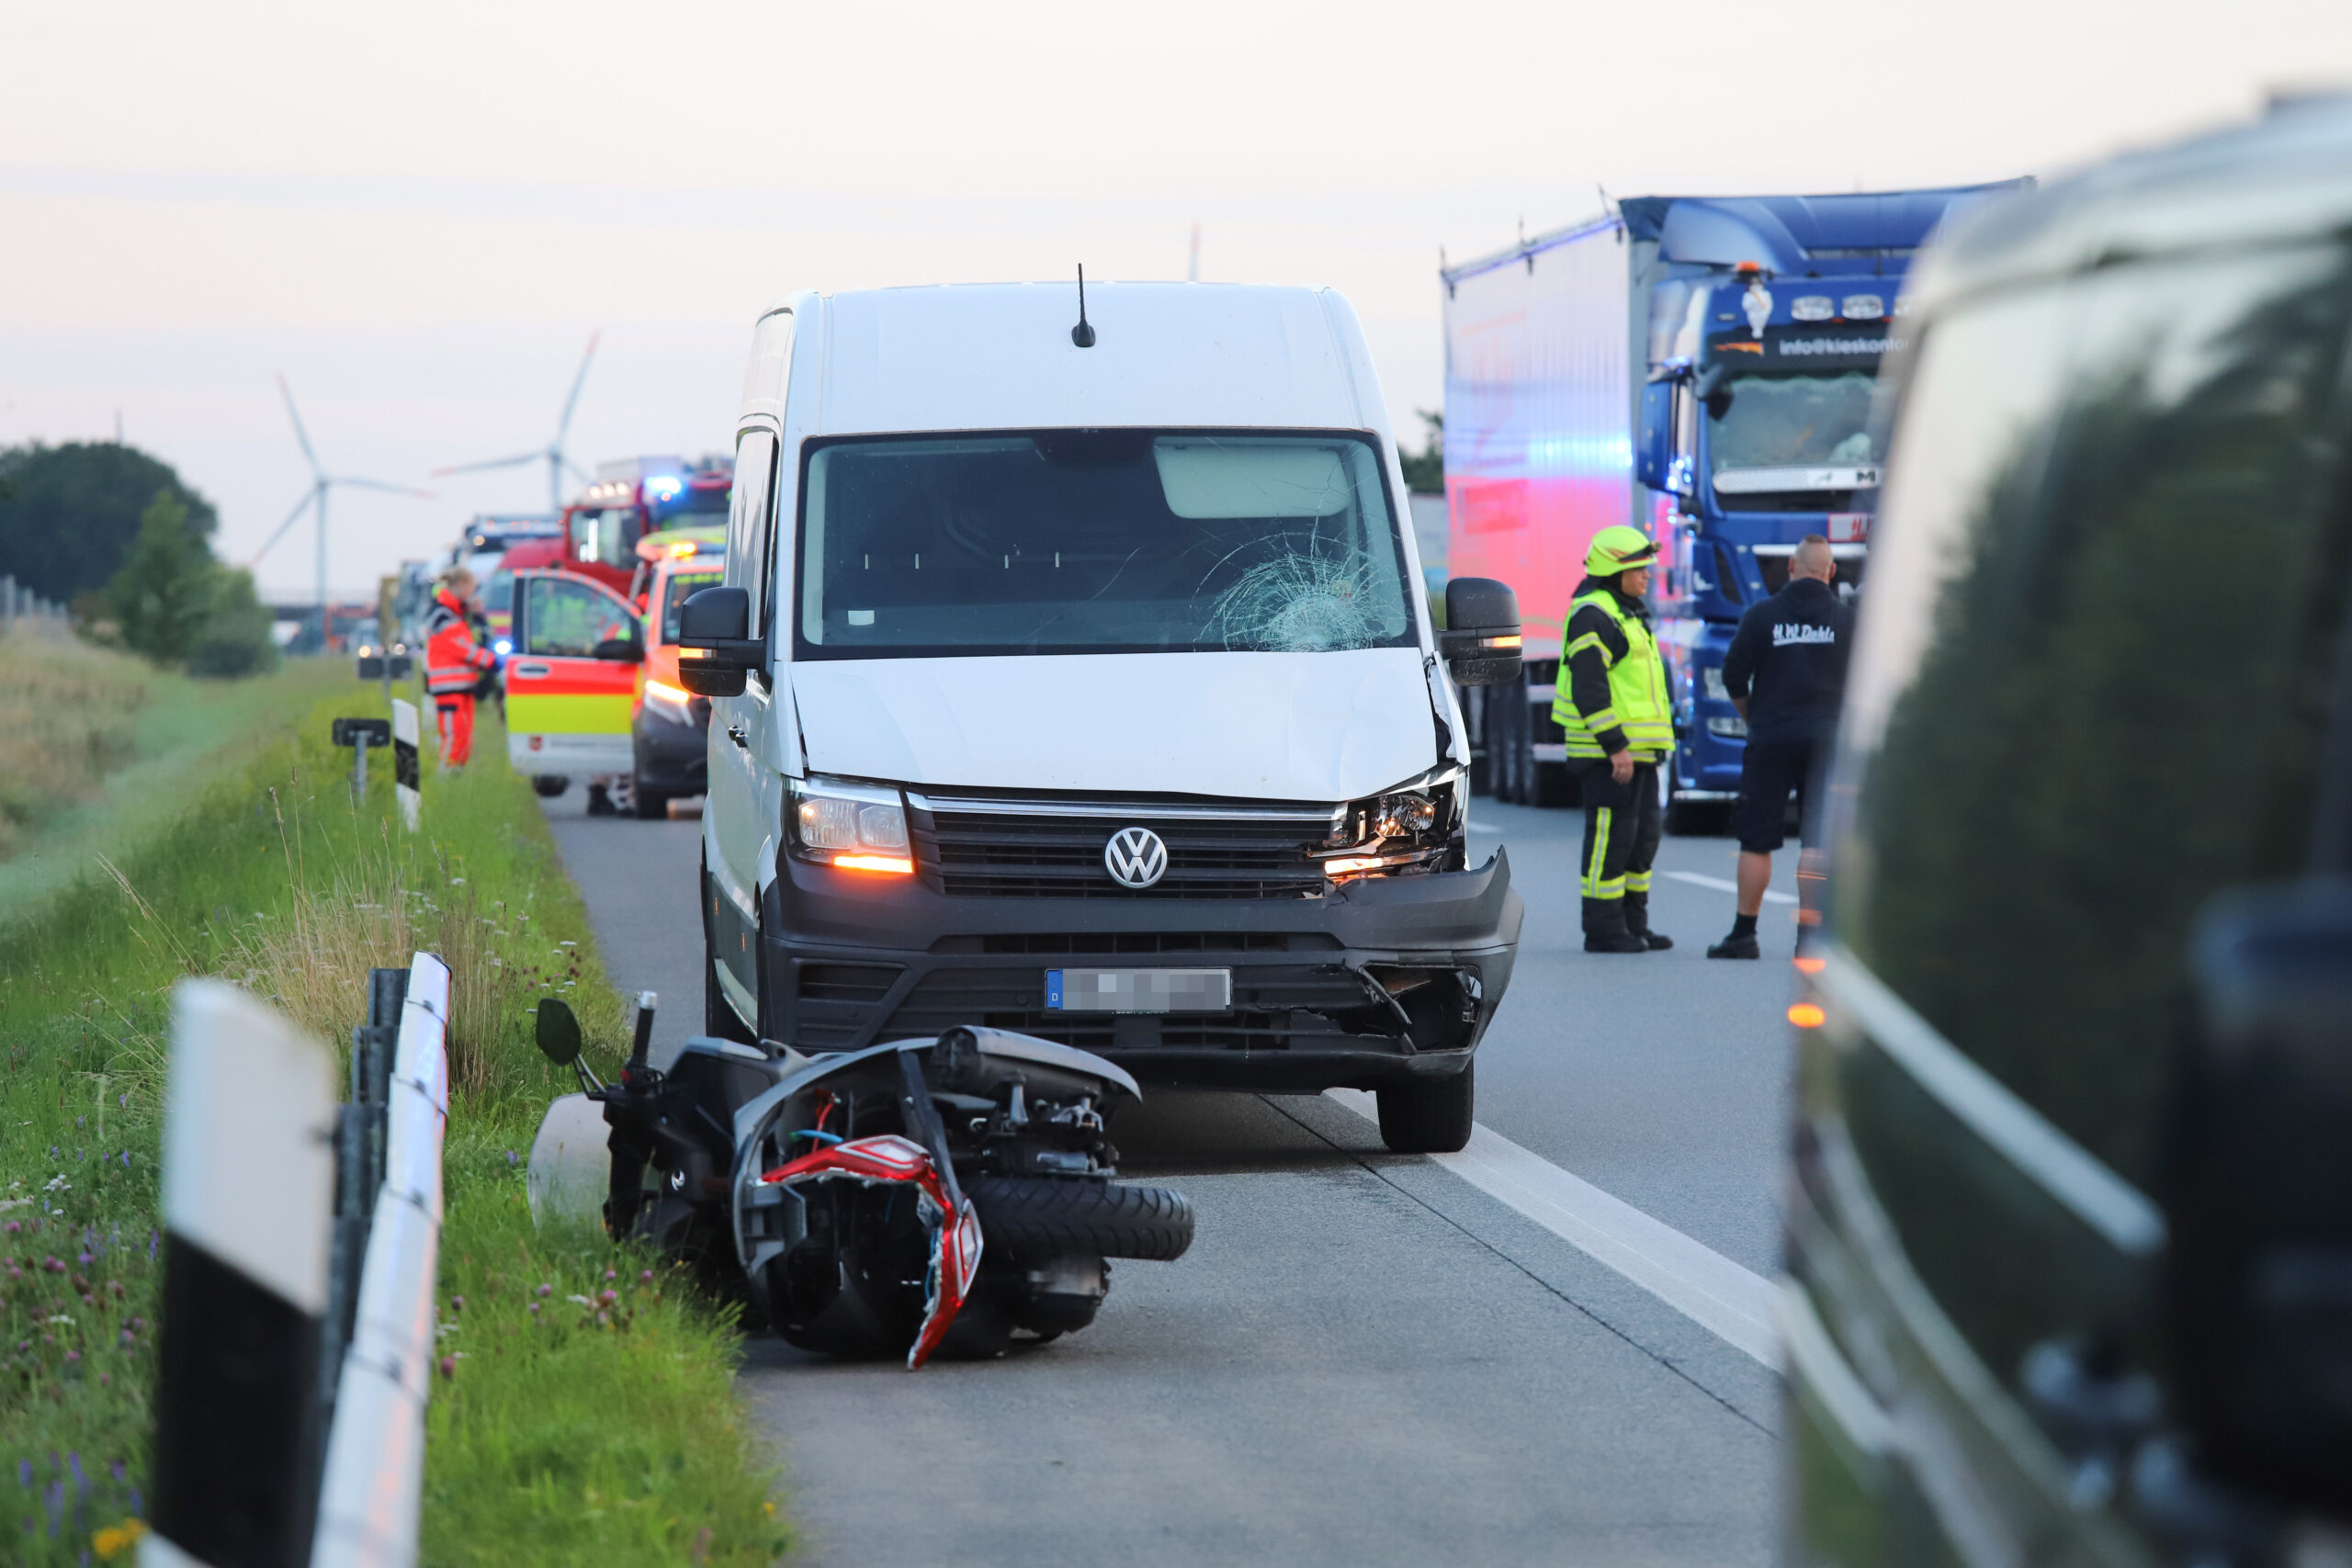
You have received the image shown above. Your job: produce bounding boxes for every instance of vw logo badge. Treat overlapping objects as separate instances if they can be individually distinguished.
[1103,826,1169,889]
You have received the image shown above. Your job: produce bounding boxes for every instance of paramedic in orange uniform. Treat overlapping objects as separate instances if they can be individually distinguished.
[424,569,496,770]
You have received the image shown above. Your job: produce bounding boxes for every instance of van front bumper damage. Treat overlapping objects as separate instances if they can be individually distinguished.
[753,847,1521,1093]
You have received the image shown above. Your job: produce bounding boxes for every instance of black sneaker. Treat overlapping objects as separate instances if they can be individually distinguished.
[1706,931,1760,960]
[1585,929,1649,953]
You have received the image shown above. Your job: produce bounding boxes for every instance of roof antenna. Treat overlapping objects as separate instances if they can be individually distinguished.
[1070,265,1096,348]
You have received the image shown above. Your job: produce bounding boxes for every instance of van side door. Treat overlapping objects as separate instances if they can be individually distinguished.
[504,570,643,779]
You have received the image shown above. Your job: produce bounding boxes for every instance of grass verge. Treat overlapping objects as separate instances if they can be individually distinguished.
[0,646,350,918]
[1,689,784,1565]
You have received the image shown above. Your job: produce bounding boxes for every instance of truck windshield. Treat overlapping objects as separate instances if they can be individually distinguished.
[795,430,1415,659]
[1708,370,1880,481]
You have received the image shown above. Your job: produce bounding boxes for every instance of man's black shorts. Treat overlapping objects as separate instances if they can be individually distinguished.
[1734,739,1816,854]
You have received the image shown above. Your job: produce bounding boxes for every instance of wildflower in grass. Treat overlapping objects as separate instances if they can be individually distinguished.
[450,1295,465,1314]
[528,1303,540,1318]
[598,1290,616,1308]
[437,1355,458,1379]
[639,1269,652,1284]
[537,1281,551,1297]
[91,1517,147,1559]
[505,1150,517,1166]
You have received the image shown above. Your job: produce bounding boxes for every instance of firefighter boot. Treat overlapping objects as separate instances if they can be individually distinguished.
[1623,891,1673,951]
[1583,898,1648,954]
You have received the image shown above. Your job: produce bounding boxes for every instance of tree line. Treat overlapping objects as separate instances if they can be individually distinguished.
[0,442,276,675]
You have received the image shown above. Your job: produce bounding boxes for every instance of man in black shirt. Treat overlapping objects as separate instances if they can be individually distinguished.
[1707,536,1853,959]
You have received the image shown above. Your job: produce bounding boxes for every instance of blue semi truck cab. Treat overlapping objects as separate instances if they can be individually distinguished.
[1441,184,2020,825]
[1625,190,2017,824]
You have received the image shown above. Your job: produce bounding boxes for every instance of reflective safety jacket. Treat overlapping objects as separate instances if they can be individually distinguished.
[1551,579,1673,759]
[424,590,495,696]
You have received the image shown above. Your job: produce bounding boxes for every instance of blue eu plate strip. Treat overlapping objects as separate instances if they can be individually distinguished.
[1046,970,1064,1010]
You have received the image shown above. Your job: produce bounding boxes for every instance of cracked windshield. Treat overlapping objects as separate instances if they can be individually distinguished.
[1708,370,1879,477]
[795,430,1414,656]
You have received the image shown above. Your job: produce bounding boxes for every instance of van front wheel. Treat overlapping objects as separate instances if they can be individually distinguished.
[1376,1064,1476,1154]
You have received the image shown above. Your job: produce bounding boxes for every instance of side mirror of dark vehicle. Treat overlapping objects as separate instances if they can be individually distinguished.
[1437,577,1522,687]
[2170,877,2352,1512]
[593,635,644,663]
[535,998,583,1066]
[674,586,759,697]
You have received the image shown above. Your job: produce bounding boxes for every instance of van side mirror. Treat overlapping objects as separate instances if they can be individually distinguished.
[594,635,644,663]
[2169,877,2352,1510]
[536,998,583,1066]
[674,586,760,697]
[1437,578,1521,687]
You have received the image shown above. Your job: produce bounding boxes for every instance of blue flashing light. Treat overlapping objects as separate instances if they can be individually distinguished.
[644,475,685,503]
[493,638,514,656]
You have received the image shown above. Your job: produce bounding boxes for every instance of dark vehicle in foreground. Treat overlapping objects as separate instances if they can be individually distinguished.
[532,998,1193,1366]
[1785,98,2352,1563]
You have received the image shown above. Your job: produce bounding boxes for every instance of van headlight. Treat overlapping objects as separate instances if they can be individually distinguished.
[1316,766,1464,880]
[788,774,914,875]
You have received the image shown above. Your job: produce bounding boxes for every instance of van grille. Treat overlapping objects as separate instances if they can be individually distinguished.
[906,793,1340,900]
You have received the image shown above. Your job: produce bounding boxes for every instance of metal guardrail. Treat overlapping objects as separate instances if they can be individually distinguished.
[311,955,448,1568]
[144,954,450,1568]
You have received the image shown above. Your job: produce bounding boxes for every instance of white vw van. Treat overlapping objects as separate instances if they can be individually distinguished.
[678,281,1524,1152]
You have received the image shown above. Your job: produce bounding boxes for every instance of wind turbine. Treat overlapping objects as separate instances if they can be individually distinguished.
[432,331,600,513]
[251,374,434,626]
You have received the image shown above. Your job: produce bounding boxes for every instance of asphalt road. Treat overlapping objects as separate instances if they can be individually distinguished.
[542,783,1797,1567]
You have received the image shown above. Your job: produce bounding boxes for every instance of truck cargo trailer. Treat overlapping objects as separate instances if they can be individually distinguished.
[1441,184,2021,824]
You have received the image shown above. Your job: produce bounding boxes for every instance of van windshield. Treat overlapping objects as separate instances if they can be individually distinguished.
[794,431,1415,659]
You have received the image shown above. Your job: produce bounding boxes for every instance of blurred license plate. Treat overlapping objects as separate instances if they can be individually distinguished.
[1046,968,1232,1013]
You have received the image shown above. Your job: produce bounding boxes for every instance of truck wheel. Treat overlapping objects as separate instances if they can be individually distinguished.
[966,1178,1195,1261]
[530,774,569,798]
[1376,1064,1476,1154]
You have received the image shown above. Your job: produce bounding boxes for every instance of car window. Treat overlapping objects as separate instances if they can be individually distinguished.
[1835,241,2352,1191]
[521,576,633,659]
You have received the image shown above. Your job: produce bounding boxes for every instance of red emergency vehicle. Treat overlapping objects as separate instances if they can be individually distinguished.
[560,456,733,597]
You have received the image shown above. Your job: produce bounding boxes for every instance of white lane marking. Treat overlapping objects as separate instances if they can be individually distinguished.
[1662,870,1795,905]
[1326,1089,1781,1370]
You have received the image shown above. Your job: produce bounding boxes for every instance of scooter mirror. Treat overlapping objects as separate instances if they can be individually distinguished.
[535,998,582,1066]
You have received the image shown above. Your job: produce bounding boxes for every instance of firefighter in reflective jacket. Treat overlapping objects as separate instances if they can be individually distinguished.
[1552,525,1674,953]
[424,569,496,771]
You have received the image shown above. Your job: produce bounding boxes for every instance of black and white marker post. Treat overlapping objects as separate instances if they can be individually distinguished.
[148,981,338,1568]
[390,699,421,831]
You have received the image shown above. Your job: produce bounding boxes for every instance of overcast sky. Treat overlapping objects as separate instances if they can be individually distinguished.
[4,0,2346,599]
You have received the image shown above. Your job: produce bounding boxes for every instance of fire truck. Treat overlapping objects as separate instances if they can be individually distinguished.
[560,456,734,597]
